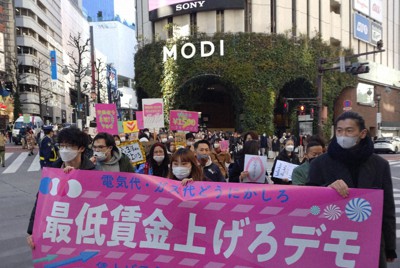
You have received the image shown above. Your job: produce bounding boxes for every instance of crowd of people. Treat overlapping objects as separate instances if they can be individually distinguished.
[24,111,396,266]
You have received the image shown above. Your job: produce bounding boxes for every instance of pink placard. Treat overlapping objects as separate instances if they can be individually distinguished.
[219,140,229,152]
[136,111,144,130]
[169,110,199,132]
[32,168,383,268]
[95,104,118,135]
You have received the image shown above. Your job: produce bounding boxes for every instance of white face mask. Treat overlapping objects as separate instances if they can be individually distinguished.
[161,138,168,143]
[172,166,191,180]
[285,145,295,152]
[94,151,108,162]
[187,141,194,146]
[168,136,174,139]
[59,148,79,162]
[336,136,358,149]
[153,155,165,163]
[214,143,220,149]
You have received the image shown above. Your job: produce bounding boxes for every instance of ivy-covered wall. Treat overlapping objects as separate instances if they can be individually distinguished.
[135,32,356,138]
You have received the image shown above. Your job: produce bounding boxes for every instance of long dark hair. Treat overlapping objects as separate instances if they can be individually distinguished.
[148,143,169,176]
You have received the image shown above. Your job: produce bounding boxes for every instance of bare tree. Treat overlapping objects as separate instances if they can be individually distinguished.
[65,32,91,123]
[32,58,50,118]
[94,58,107,103]
[5,56,23,116]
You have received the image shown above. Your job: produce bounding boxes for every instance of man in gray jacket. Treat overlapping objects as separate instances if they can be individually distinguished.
[308,111,396,267]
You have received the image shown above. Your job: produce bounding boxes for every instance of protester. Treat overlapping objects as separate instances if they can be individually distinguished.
[194,140,225,182]
[291,135,325,185]
[137,142,169,178]
[270,138,300,184]
[210,138,231,179]
[271,135,280,159]
[243,131,258,142]
[6,123,12,143]
[185,132,195,151]
[26,127,36,156]
[229,140,263,183]
[39,125,58,168]
[92,132,135,172]
[0,130,6,167]
[307,111,396,266]
[260,133,267,156]
[26,127,95,250]
[168,147,204,186]
[113,135,122,146]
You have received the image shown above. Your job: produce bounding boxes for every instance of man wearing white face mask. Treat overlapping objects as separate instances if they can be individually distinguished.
[308,111,396,266]
[92,132,135,173]
[26,127,95,250]
[270,138,300,184]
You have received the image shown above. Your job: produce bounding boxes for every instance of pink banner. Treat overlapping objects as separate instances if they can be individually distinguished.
[32,168,383,267]
[136,111,144,130]
[169,110,199,132]
[95,104,118,135]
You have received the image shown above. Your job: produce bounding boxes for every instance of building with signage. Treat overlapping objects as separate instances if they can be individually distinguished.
[136,0,400,136]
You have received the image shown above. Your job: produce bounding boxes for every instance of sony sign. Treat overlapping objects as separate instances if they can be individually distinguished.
[176,1,205,11]
[163,40,225,62]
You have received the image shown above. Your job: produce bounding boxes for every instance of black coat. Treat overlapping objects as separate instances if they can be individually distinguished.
[270,149,300,184]
[308,152,396,256]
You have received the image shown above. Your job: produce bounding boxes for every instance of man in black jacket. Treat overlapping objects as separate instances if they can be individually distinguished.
[194,140,225,182]
[308,111,396,267]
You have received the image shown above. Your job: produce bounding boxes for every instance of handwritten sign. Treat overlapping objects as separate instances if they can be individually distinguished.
[123,120,139,133]
[142,98,164,129]
[136,111,144,130]
[32,168,383,267]
[95,104,118,135]
[219,140,229,152]
[174,132,186,149]
[244,155,268,183]
[169,110,198,132]
[272,160,299,181]
[119,140,146,165]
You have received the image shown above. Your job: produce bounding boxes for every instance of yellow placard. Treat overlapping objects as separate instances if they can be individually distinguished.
[122,120,139,133]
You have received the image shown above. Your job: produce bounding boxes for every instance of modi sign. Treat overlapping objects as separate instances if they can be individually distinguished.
[32,168,383,267]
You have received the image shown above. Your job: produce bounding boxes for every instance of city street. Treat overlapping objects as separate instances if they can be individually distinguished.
[0,143,399,267]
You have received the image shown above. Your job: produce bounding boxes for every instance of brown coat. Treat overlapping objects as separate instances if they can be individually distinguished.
[210,150,231,178]
[26,131,35,150]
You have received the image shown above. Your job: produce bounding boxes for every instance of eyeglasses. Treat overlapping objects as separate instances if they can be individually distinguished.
[92,145,108,150]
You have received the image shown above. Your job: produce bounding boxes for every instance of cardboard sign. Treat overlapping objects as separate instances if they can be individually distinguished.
[123,120,139,133]
[119,140,146,165]
[95,104,118,135]
[142,99,164,129]
[272,160,299,181]
[32,168,383,267]
[244,155,268,183]
[174,132,186,149]
[169,110,198,132]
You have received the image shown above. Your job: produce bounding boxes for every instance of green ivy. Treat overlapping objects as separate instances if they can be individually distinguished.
[135,32,356,139]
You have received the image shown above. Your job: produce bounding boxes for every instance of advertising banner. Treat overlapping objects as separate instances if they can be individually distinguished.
[95,104,119,135]
[371,21,383,46]
[148,0,245,21]
[353,0,369,16]
[32,168,383,267]
[142,99,164,129]
[370,0,383,23]
[354,13,370,43]
[50,50,57,80]
[169,110,199,132]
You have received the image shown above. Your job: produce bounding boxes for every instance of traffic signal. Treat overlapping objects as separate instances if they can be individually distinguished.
[299,105,305,115]
[283,98,289,113]
[346,62,369,75]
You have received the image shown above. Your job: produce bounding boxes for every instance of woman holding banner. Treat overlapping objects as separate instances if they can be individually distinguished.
[168,148,204,186]
[270,138,300,185]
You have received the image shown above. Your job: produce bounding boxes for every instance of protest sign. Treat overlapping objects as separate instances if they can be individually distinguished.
[136,111,144,130]
[272,160,299,181]
[169,110,198,132]
[244,155,268,183]
[95,104,118,135]
[219,140,229,152]
[142,99,164,129]
[32,168,383,268]
[119,140,146,165]
[123,120,139,133]
[174,132,186,148]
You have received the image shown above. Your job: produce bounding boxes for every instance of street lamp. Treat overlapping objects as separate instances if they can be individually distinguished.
[62,65,91,129]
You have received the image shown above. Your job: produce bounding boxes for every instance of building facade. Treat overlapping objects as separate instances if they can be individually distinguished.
[136,0,400,136]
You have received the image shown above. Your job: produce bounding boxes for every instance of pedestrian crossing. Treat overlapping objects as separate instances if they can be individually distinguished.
[395,188,400,238]
[1,152,41,174]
